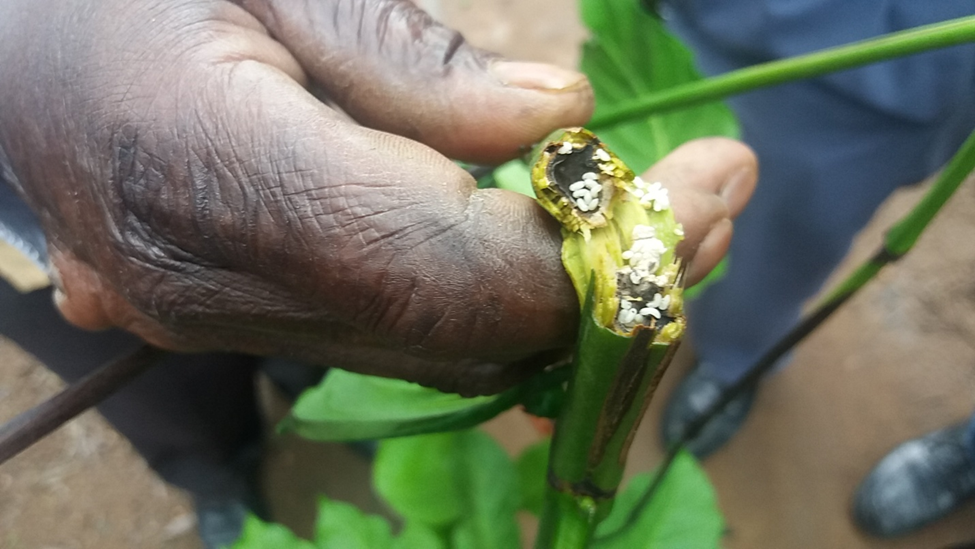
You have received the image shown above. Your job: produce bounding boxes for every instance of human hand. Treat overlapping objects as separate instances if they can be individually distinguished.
[0,0,755,395]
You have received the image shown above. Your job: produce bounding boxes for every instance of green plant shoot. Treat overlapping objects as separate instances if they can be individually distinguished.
[530,128,687,548]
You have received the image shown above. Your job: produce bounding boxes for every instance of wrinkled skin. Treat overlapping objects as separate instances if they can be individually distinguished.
[0,0,756,395]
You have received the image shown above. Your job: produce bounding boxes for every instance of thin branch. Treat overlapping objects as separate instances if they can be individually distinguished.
[0,345,165,465]
[600,127,975,541]
[589,15,975,129]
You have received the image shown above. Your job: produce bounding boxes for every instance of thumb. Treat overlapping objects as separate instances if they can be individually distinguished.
[235,0,594,163]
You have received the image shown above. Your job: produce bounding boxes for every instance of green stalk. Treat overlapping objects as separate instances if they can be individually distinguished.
[529,129,687,548]
[589,15,975,129]
[536,310,676,547]
[825,127,975,302]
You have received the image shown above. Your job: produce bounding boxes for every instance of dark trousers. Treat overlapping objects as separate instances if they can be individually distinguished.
[967,414,975,462]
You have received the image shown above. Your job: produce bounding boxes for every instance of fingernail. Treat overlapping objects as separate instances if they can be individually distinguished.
[490,61,588,91]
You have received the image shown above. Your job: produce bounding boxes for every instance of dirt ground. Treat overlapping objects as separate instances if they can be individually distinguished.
[3,1,975,548]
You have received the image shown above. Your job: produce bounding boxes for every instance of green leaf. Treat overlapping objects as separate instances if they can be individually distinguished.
[373,430,522,548]
[580,0,738,173]
[373,432,465,526]
[281,369,522,441]
[392,524,448,549]
[314,497,395,549]
[232,515,317,549]
[233,498,444,549]
[516,439,551,516]
[594,451,724,548]
[493,159,535,197]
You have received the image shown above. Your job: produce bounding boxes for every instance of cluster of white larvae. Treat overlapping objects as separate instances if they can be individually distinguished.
[616,224,675,328]
[555,138,683,330]
[557,141,607,213]
[631,176,671,212]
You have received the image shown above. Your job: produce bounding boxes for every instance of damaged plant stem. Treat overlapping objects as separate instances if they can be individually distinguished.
[530,128,686,548]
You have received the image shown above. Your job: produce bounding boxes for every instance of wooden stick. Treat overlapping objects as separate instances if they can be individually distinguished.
[0,345,165,465]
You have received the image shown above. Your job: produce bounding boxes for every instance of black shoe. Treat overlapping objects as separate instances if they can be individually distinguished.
[661,364,756,459]
[196,499,252,549]
[853,423,975,538]
[192,443,268,549]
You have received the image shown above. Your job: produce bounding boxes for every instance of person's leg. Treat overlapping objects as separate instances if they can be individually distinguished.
[658,1,975,457]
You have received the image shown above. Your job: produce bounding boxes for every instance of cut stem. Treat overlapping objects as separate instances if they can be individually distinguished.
[589,15,975,129]
[537,309,677,548]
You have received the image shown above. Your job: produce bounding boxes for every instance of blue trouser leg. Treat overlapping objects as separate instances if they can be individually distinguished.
[685,82,963,383]
[664,3,975,384]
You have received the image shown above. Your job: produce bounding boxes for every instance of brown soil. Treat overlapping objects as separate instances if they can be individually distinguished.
[2,1,975,547]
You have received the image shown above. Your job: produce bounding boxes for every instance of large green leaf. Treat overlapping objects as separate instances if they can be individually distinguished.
[314,497,395,549]
[282,366,569,441]
[516,439,551,516]
[594,451,725,548]
[373,430,522,549]
[232,516,316,549]
[493,159,535,197]
[392,524,448,549]
[280,369,522,441]
[233,497,449,549]
[580,0,739,174]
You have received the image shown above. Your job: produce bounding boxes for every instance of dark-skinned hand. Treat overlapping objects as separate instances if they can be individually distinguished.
[0,0,756,395]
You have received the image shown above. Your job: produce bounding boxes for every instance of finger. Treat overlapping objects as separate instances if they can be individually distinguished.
[640,138,757,285]
[233,0,594,164]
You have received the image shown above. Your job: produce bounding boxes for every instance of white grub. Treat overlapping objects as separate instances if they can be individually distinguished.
[578,200,591,212]
[660,294,672,311]
[651,191,670,212]
[558,142,573,154]
[585,180,601,191]
[618,225,667,286]
[587,198,600,211]
[639,307,661,319]
[594,148,612,162]
[582,172,599,181]
[617,307,638,325]
[632,225,656,240]
[632,177,671,211]
[572,188,591,199]
[569,181,586,192]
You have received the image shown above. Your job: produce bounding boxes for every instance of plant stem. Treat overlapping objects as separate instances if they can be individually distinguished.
[0,345,164,464]
[602,127,975,540]
[536,490,599,548]
[589,15,975,129]
[537,303,678,548]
